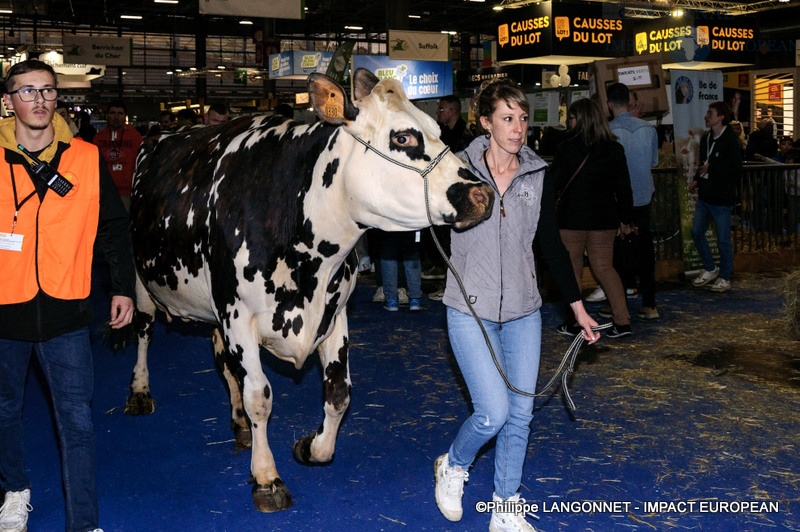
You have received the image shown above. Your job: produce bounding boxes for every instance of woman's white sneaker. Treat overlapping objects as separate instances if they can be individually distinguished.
[692,267,719,287]
[434,453,468,522]
[489,493,538,532]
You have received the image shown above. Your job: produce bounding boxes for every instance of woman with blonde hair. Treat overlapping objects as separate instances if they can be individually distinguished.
[433,78,599,532]
[552,97,634,337]
[729,120,747,156]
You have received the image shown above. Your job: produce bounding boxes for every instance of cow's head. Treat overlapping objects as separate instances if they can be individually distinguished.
[307,69,493,232]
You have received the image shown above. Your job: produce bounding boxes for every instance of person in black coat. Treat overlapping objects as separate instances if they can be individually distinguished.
[552,97,634,337]
[745,118,778,161]
[689,102,742,292]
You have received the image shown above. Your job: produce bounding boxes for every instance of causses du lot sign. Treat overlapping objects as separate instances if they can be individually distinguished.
[496,1,628,63]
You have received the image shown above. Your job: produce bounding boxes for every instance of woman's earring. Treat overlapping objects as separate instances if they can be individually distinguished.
[485,132,491,140]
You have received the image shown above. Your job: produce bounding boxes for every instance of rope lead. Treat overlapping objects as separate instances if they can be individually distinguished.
[430,226,611,411]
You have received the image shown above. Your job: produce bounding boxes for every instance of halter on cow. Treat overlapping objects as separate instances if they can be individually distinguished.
[126,69,494,512]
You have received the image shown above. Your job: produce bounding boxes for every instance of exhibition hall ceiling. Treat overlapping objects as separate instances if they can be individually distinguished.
[3,0,800,40]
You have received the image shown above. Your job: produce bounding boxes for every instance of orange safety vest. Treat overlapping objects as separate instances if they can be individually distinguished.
[0,139,100,304]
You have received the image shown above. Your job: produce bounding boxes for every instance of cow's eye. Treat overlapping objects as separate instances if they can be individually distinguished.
[392,132,418,148]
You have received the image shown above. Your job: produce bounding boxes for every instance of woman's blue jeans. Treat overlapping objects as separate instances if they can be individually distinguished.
[691,199,734,281]
[0,327,98,532]
[446,307,541,499]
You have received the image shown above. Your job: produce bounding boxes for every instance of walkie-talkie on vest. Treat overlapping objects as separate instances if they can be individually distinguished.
[17,144,73,197]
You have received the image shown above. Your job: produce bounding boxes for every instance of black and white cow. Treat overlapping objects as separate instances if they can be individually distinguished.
[126,69,493,512]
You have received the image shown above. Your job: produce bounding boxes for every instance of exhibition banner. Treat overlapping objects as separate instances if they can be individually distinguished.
[269,51,333,78]
[388,30,450,62]
[633,15,757,66]
[62,36,132,66]
[199,0,303,19]
[670,68,723,271]
[495,1,628,63]
[326,41,355,83]
[351,56,453,100]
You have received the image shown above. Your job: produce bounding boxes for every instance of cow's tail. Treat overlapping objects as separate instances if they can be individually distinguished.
[100,321,136,352]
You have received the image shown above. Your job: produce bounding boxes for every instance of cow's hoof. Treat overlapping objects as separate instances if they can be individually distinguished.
[251,478,292,512]
[233,424,252,451]
[124,392,155,415]
[292,435,334,466]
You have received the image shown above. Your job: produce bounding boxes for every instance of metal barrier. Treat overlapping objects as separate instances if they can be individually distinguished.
[736,163,800,252]
[652,164,800,261]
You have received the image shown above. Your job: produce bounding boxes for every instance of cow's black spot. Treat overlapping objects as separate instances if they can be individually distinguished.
[323,337,351,410]
[388,129,430,162]
[327,129,339,151]
[458,166,482,183]
[321,158,339,188]
[263,384,271,400]
[317,240,340,258]
[233,309,239,320]
[133,309,155,339]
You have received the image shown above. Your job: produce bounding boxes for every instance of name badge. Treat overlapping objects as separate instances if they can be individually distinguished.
[0,232,23,252]
[112,163,123,172]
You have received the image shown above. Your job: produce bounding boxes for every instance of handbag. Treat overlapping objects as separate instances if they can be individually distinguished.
[555,152,590,211]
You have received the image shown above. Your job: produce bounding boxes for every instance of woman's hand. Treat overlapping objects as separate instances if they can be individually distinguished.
[570,300,599,343]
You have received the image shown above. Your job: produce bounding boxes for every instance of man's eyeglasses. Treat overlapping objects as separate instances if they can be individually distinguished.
[7,87,59,102]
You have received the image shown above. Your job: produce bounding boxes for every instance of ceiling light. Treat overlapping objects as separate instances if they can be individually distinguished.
[189,67,197,71]
[493,5,503,10]
[154,0,178,3]
[120,14,143,19]
[345,25,363,30]
[217,65,225,69]
[0,9,12,13]
[239,20,253,25]
[441,30,457,35]
[167,71,173,74]
[408,14,421,18]
[469,0,486,2]
[671,9,683,16]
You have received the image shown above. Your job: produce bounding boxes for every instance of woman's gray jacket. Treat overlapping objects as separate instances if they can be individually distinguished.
[442,135,552,323]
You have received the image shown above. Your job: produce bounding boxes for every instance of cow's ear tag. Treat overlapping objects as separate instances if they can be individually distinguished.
[324,93,341,119]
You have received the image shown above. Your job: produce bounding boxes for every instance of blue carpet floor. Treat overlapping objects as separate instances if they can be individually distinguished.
[18,268,800,531]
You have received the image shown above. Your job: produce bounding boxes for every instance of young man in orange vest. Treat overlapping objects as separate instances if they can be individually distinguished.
[0,59,135,532]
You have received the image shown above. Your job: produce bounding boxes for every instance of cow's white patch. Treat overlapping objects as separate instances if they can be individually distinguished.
[147,260,216,322]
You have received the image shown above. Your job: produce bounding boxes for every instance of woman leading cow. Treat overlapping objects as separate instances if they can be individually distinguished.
[434,78,598,531]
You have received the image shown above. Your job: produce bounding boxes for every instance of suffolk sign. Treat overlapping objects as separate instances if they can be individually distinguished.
[388,30,449,62]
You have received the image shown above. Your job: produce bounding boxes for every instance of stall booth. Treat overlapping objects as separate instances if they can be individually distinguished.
[490,1,800,276]
[750,68,797,140]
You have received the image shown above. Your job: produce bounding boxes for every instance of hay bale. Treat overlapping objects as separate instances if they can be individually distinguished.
[783,268,800,339]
